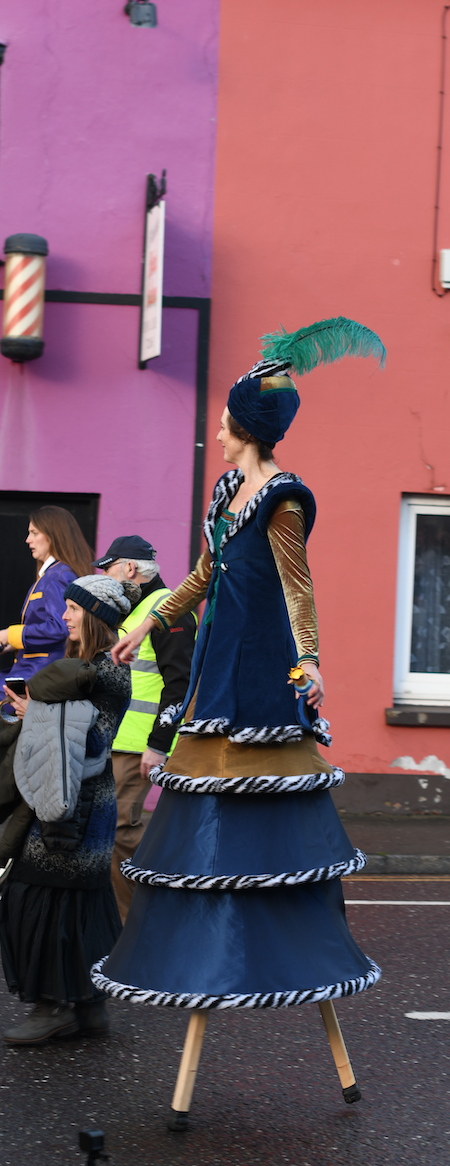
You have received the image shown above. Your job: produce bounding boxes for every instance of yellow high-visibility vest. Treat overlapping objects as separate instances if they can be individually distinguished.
[113,588,172,754]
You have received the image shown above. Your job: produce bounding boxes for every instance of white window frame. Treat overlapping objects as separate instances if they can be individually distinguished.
[393,495,450,706]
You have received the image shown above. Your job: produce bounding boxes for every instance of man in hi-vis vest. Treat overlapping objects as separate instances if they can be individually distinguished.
[92,535,196,922]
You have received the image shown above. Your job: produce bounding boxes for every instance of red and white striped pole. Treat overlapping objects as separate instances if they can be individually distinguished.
[1,233,48,362]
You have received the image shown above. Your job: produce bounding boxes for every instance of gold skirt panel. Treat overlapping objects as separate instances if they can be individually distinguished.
[163,732,333,780]
[163,694,334,780]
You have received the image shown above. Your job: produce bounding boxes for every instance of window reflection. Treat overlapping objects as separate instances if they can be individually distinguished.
[410,514,450,673]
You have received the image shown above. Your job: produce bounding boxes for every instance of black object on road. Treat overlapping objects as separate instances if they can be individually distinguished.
[79,1130,109,1165]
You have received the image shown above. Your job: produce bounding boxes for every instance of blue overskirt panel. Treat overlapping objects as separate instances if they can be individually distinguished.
[127,788,359,879]
[96,878,378,1006]
[92,789,380,1007]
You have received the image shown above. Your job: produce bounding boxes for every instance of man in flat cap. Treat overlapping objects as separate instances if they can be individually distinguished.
[93,535,196,922]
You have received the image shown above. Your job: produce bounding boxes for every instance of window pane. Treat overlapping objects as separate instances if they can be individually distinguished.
[410,514,450,673]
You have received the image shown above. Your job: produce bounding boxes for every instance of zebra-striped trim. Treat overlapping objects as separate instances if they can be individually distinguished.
[90,958,381,1009]
[203,469,303,556]
[120,848,366,891]
[312,719,332,747]
[177,717,331,748]
[235,358,293,383]
[148,764,345,795]
[229,719,331,748]
[179,717,229,737]
[159,703,183,727]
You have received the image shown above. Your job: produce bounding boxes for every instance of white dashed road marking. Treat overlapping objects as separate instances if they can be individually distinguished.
[345,900,450,905]
[405,1012,450,1020]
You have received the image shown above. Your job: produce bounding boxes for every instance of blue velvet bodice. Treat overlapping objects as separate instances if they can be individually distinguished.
[178,472,317,732]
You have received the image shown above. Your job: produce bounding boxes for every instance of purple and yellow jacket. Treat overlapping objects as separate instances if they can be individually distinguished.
[7,561,76,681]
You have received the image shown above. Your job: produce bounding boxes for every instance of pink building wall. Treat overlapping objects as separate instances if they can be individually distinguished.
[0,0,219,586]
[207,0,450,779]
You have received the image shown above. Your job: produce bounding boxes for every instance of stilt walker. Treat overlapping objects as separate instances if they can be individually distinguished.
[92,317,385,1128]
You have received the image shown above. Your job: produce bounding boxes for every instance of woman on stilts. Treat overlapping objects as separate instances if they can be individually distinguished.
[91,317,385,1116]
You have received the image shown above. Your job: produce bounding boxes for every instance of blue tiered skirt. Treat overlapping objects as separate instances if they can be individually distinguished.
[91,737,380,1008]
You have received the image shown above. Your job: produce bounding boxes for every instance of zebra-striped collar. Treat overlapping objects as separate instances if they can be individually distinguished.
[203,469,303,555]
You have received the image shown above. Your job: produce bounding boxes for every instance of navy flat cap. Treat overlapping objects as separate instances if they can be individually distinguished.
[92,535,156,568]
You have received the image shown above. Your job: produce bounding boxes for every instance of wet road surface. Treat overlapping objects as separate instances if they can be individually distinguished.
[0,877,449,1166]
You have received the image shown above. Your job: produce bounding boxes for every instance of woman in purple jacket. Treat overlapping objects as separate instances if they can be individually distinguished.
[0,506,93,683]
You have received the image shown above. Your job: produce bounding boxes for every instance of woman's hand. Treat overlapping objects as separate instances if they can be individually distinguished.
[3,684,30,720]
[111,616,157,665]
[289,662,324,710]
[0,630,11,652]
[140,747,166,779]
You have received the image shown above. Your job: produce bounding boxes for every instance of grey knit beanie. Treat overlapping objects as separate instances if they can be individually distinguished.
[64,575,140,629]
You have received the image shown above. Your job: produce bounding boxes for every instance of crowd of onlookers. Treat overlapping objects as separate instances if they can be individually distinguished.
[0,506,195,1045]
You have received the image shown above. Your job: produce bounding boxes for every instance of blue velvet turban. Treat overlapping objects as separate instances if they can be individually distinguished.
[227,377,300,445]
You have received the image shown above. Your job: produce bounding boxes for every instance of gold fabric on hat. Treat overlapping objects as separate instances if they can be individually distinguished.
[259,374,297,393]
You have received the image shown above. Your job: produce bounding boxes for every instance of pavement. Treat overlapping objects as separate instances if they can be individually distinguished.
[340,814,450,874]
[1,876,450,1165]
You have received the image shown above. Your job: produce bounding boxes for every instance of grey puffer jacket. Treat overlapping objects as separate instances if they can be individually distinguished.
[14,699,107,822]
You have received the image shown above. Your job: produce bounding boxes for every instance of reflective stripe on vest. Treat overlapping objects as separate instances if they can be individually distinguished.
[130,659,160,673]
[128,699,159,715]
[113,588,172,754]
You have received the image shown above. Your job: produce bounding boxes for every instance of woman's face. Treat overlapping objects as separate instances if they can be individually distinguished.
[63,600,84,642]
[216,407,245,464]
[26,523,51,562]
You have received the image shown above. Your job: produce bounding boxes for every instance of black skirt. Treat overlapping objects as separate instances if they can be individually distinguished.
[0,879,122,1004]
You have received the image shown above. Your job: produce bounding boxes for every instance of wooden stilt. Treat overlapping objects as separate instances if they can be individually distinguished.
[318,1000,361,1104]
[167,1010,208,1130]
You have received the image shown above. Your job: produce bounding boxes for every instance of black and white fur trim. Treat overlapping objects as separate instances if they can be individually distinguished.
[179,717,230,737]
[311,718,332,747]
[91,958,381,1009]
[148,763,345,795]
[159,703,183,727]
[177,717,331,748]
[229,719,331,748]
[203,469,303,557]
[235,358,293,383]
[120,848,366,891]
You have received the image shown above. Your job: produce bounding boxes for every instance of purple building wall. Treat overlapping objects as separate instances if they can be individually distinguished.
[0,0,218,585]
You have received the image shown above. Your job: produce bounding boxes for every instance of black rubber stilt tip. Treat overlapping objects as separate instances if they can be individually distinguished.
[167,1109,190,1131]
[342,1082,362,1104]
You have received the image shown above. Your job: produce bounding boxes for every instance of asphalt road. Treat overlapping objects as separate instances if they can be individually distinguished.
[0,878,449,1166]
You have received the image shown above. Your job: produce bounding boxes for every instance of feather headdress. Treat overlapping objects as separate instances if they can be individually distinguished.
[235,317,386,383]
[229,316,386,444]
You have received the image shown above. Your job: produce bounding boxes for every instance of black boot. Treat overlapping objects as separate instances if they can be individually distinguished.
[3,1001,79,1045]
[75,999,109,1036]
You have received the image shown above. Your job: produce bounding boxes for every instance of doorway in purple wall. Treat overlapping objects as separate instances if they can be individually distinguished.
[0,491,99,673]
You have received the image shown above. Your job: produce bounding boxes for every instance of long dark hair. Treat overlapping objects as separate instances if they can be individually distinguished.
[29,506,93,577]
[227,414,275,463]
[65,610,118,662]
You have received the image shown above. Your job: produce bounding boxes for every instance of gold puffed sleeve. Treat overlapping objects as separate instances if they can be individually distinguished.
[148,547,213,630]
[267,499,319,661]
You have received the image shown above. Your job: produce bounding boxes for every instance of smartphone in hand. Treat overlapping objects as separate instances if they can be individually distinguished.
[4,677,27,697]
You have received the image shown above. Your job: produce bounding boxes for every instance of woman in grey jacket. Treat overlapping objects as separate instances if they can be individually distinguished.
[0,575,133,1046]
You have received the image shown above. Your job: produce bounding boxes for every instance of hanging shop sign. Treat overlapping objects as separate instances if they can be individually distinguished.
[1,233,48,363]
[139,171,166,367]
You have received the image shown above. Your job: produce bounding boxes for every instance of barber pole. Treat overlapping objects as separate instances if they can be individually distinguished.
[1,234,48,362]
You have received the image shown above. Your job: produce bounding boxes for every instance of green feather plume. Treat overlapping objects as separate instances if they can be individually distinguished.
[259,317,386,377]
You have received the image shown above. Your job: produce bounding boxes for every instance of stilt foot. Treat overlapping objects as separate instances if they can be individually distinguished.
[167,1108,189,1131]
[342,1082,362,1104]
